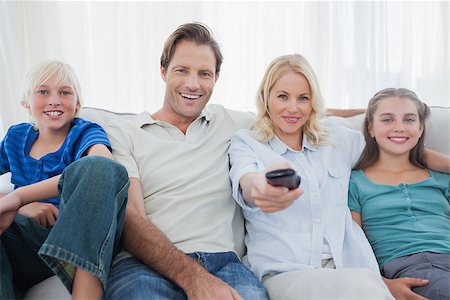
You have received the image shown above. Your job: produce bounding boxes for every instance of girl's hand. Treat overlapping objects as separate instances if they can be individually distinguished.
[0,192,22,234]
[18,202,59,227]
[383,277,429,300]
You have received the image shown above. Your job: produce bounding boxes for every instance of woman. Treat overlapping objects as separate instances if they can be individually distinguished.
[228,54,394,299]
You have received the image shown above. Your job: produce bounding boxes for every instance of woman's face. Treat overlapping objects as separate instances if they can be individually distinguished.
[268,71,313,148]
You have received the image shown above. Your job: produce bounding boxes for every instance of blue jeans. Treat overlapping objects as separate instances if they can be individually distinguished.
[0,156,129,298]
[105,251,268,300]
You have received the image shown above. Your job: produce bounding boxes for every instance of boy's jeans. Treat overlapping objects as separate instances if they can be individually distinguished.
[0,156,129,298]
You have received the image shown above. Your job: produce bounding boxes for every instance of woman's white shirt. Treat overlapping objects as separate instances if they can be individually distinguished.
[228,119,380,280]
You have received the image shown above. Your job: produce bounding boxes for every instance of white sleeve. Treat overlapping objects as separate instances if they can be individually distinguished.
[106,120,140,179]
[228,130,264,212]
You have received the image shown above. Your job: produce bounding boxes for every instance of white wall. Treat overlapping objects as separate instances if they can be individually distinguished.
[1,1,448,138]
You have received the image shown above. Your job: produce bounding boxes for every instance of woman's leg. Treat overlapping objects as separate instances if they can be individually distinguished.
[264,268,394,300]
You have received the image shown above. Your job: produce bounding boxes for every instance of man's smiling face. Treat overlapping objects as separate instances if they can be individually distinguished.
[160,39,218,124]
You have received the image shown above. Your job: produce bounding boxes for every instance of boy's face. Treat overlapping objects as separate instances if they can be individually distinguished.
[160,39,218,124]
[23,75,80,134]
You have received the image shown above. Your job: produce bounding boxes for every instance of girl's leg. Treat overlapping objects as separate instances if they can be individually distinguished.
[37,156,129,295]
[383,252,450,300]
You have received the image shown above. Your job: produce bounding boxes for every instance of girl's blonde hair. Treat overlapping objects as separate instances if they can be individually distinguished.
[21,60,83,126]
[253,54,328,146]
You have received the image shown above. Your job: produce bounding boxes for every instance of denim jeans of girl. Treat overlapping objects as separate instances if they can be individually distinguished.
[0,156,129,298]
[105,251,268,300]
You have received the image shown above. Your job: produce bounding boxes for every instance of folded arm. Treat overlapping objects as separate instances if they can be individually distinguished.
[0,143,113,231]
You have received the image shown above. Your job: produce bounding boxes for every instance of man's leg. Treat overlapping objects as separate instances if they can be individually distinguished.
[195,252,268,300]
[383,252,450,300]
[264,268,394,300]
[38,156,129,292]
[1,214,54,298]
[105,256,186,300]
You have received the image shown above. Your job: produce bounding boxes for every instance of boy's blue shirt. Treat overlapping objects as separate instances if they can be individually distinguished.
[0,118,111,207]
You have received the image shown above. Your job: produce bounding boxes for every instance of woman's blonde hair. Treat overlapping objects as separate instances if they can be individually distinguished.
[21,60,83,126]
[253,54,328,146]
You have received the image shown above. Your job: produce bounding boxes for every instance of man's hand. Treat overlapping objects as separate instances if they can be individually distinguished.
[18,202,59,227]
[185,271,243,300]
[383,277,429,300]
[0,192,22,233]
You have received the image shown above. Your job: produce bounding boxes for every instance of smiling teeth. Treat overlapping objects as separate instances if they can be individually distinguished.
[389,137,407,141]
[180,93,200,100]
[45,111,62,116]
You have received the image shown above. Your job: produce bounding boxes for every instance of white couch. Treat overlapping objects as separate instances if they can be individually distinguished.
[1,106,447,299]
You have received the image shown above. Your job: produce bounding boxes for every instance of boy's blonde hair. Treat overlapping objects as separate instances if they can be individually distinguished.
[253,54,329,146]
[21,60,83,126]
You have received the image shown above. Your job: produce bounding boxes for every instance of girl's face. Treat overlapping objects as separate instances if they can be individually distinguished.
[268,71,312,147]
[369,96,424,158]
[23,75,80,134]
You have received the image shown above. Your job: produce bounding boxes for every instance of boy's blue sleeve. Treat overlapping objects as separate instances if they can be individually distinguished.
[0,134,11,175]
[72,120,112,160]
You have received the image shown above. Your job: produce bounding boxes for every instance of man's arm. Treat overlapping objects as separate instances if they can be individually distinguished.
[122,178,242,299]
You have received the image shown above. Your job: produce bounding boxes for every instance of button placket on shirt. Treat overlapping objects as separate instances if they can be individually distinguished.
[297,153,323,266]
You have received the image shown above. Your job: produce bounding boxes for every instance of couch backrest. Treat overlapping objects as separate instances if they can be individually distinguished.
[2,106,448,194]
[80,105,449,156]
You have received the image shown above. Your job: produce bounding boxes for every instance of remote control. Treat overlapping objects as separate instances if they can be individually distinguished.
[265,168,301,190]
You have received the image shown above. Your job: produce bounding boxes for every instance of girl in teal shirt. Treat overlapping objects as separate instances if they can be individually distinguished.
[348,88,449,300]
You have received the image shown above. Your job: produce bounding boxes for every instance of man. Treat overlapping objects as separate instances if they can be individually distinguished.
[105,23,267,299]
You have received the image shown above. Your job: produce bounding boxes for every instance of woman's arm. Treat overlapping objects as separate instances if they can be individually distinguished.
[239,163,303,213]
